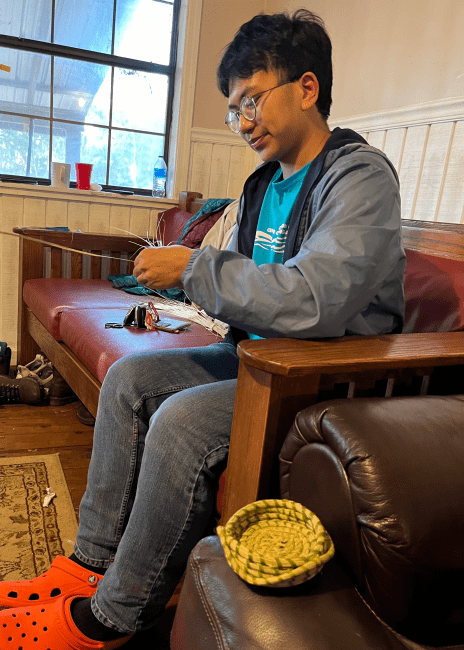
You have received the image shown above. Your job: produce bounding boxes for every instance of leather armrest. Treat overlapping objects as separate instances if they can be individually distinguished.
[171,536,413,650]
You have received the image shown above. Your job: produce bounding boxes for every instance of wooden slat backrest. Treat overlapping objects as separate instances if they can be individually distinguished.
[13,229,139,280]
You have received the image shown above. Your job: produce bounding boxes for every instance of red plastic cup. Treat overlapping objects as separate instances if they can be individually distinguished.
[75,163,93,190]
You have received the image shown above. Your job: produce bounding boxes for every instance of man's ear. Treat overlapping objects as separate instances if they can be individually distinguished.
[300,72,319,111]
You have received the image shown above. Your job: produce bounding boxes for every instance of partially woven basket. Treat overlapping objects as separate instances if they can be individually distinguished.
[217,499,334,587]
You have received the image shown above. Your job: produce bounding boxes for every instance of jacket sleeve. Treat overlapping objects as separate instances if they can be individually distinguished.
[181,151,405,339]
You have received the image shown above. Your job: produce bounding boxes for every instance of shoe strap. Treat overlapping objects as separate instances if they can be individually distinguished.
[53,556,104,585]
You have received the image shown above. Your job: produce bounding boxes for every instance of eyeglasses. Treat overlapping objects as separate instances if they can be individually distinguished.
[225,80,296,134]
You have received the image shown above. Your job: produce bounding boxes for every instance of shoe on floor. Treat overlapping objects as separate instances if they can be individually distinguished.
[77,401,96,426]
[48,369,78,406]
[16,353,50,379]
[0,556,103,610]
[0,596,132,649]
[0,374,43,405]
[0,341,11,376]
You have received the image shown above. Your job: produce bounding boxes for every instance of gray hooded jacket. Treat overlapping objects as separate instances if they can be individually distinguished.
[182,128,405,341]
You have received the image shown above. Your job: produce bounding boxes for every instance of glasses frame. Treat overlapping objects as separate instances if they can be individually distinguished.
[225,79,297,134]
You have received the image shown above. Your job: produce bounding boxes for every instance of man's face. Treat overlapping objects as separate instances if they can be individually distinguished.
[228,69,309,169]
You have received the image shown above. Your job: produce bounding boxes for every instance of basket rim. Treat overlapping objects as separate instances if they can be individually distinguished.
[217,499,335,586]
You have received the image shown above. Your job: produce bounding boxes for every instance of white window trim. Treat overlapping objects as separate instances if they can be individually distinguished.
[168,0,203,199]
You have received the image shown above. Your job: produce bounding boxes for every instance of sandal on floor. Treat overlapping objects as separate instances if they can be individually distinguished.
[0,595,132,649]
[0,556,104,610]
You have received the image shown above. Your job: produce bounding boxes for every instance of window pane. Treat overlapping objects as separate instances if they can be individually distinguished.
[0,0,52,41]
[0,48,50,119]
[112,69,168,133]
[54,0,113,54]
[0,115,50,177]
[53,58,111,125]
[115,0,173,65]
[52,121,108,184]
[109,130,164,189]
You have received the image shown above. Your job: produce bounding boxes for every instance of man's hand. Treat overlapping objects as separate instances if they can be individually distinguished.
[133,245,194,290]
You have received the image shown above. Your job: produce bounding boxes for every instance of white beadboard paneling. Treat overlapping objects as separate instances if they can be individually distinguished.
[383,128,406,175]
[188,141,213,197]
[398,125,429,220]
[67,202,90,232]
[366,130,386,150]
[227,146,248,198]
[23,198,46,228]
[129,208,151,239]
[244,146,262,179]
[89,203,111,233]
[0,234,20,354]
[46,200,68,227]
[1,195,24,230]
[189,128,261,200]
[438,121,464,224]
[149,209,160,241]
[109,204,131,235]
[413,121,455,222]
[332,96,464,223]
[209,144,232,198]
[0,196,22,359]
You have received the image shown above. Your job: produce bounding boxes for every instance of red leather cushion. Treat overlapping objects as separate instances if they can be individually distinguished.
[59,308,221,383]
[404,249,464,333]
[23,279,138,338]
[157,207,193,246]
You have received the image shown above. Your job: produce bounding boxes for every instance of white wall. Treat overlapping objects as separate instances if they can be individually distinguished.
[265,0,464,120]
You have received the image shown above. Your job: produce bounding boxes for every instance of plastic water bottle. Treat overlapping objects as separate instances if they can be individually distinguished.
[152,156,167,198]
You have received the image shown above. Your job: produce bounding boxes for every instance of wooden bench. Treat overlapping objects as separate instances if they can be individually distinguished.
[14,200,464,522]
[14,191,205,416]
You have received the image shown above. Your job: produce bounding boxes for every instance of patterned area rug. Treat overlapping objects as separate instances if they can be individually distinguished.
[0,454,78,582]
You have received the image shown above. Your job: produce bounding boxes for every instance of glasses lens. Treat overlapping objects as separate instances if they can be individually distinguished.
[240,96,256,121]
[225,111,240,133]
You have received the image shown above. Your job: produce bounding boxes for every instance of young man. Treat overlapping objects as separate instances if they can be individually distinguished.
[0,10,404,648]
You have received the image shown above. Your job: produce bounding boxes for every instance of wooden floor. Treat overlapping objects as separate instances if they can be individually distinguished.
[0,400,93,519]
[0,399,178,649]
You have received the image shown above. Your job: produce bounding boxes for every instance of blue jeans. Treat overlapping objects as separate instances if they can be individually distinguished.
[74,342,239,634]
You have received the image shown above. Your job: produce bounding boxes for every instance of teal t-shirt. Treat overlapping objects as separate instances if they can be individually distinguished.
[249,162,311,339]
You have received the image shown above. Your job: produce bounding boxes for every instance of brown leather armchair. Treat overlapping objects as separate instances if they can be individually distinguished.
[171,394,464,649]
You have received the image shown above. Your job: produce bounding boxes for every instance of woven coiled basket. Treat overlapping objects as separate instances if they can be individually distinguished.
[217,499,335,587]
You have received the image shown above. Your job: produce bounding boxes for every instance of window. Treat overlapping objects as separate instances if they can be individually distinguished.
[0,0,181,194]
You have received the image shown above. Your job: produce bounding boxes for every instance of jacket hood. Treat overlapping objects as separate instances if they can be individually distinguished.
[237,127,372,259]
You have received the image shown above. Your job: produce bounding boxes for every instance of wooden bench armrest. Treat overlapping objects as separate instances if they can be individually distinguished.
[221,332,464,521]
[237,332,464,375]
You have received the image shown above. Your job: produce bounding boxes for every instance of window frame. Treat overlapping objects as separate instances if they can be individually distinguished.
[0,0,182,196]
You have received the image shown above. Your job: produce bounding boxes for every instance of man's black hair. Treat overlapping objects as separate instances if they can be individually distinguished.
[217,9,332,120]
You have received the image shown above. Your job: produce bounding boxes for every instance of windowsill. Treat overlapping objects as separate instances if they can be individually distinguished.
[0,182,177,206]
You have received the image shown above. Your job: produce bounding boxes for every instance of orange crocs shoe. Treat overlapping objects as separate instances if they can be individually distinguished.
[0,556,103,610]
[0,595,133,649]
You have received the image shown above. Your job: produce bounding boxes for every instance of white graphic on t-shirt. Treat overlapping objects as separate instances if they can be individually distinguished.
[254,224,288,253]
